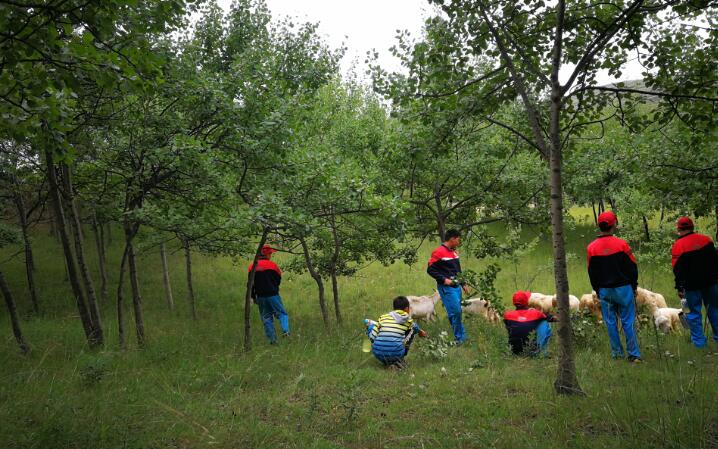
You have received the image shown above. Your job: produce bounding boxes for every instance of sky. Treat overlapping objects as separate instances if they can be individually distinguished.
[215,0,644,86]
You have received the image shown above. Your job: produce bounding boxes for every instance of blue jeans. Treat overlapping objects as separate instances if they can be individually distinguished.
[684,283,718,348]
[598,285,640,359]
[438,285,466,342]
[256,295,289,343]
[535,320,552,356]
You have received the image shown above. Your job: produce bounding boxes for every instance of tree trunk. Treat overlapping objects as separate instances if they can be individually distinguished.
[60,163,104,346]
[13,189,39,314]
[91,213,109,302]
[714,202,718,242]
[116,244,129,350]
[0,270,30,354]
[244,228,269,352]
[44,148,98,347]
[599,199,605,214]
[330,271,341,324]
[434,184,446,241]
[642,215,651,242]
[123,223,145,347]
[183,238,197,320]
[329,214,343,324]
[548,0,582,396]
[106,222,112,246]
[160,241,175,311]
[591,202,597,226]
[300,236,329,326]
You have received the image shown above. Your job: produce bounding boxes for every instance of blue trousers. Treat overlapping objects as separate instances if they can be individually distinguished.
[535,320,552,356]
[256,295,289,343]
[598,285,640,359]
[684,283,718,348]
[438,285,466,342]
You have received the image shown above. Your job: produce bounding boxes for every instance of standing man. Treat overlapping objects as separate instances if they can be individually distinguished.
[587,211,642,362]
[427,229,470,344]
[248,245,289,344]
[671,216,718,348]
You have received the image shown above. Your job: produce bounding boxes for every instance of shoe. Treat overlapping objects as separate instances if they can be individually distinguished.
[627,356,643,364]
[282,332,290,337]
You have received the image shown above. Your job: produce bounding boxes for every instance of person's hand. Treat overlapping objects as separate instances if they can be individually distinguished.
[418,330,428,338]
[443,278,454,286]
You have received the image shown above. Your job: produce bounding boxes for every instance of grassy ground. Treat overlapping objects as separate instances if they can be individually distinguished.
[1,218,717,449]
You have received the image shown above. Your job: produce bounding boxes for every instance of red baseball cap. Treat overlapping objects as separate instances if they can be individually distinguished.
[597,211,617,227]
[260,245,277,256]
[676,216,694,230]
[512,291,531,307]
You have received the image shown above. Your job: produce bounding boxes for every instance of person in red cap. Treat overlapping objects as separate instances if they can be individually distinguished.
[248,245,289,344]
[503,291,553,356]
[671,216,718,348]
[587,211,641,362]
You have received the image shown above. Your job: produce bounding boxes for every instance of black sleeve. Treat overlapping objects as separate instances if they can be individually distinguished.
[673,256,686,291]
[624,254,638,290]
[587,261,599,293]
[427,264,445,283]
[270,271,281,289]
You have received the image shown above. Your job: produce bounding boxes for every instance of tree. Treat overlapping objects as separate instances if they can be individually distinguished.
[390,0,718,394]
[0,223,30,354]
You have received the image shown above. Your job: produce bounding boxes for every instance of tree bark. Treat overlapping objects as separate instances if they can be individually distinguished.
[183,238,197,320]
[123,223,145,347]
[300,236,329,326]
[60,163,104,346]
[642,215,651,242]
[329,214,343,324]
[13,188,39,314]
[160,241,175,311]
[434,183,446,241]
[116,244,129,350]
[714,202,718,242]
[244,229,269,352]
[44,148,98,347]
[548,0,583,396]
[591,202,597,226]
[0,270,30,354]
[91,213,109,302]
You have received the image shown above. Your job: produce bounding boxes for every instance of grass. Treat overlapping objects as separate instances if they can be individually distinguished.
[1,219,717,449]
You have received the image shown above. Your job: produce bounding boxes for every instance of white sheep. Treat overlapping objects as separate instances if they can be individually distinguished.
[407,291,441,322]
[653,307,683,334]
[579,291,602,321]
[461,297,501,324]
[636,287,668,312]
[528,292,554,313]
[551,294,580,312]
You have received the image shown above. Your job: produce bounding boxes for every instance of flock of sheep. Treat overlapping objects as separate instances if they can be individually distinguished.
[407,287,684,334]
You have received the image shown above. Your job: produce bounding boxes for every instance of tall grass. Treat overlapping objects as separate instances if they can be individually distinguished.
[0,222,716,448]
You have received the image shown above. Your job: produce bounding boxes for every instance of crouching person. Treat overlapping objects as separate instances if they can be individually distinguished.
[503,291,553,356]
[364,296,427,367]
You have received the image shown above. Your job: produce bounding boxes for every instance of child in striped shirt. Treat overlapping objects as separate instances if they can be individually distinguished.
[364,296,427,367]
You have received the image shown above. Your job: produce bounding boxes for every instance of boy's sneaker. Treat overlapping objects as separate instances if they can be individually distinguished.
[627,356,643,364]
[282,332,290,337]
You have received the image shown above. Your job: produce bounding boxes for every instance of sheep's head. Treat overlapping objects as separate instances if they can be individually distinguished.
[655,315,671,334]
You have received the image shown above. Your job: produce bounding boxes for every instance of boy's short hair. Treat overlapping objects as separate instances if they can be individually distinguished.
[445,229,461,240]
[393,296,410,310]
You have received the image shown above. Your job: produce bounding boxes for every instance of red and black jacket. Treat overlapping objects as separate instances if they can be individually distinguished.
[247,259,282,298]
[671,232,718,291]
[427,244,462,285]
[503,307,550,354]
[586,235,638,292]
